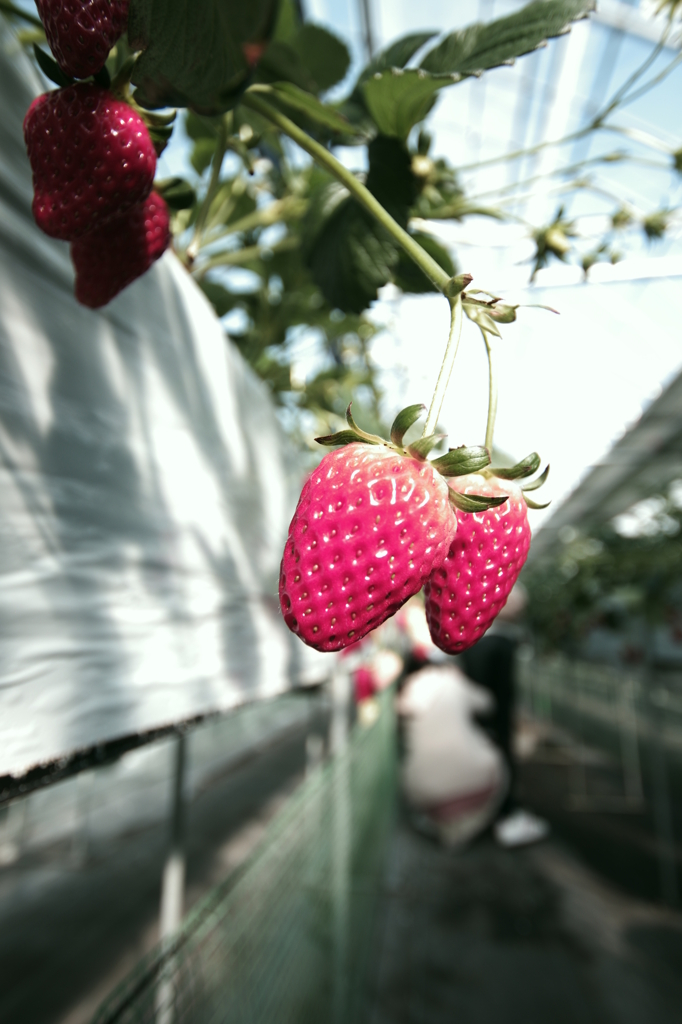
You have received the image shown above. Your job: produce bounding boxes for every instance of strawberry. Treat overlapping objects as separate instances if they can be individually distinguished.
[24,83,156,241]
[277,403,500,653]
[35,0,129,80]
[279,442,457,652]
[71,190,170,307]
[424,465,541,654]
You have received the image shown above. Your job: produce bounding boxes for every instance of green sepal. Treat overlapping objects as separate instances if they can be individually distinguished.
[523,494,551,510]
[463,299,501,337]
[345,403,385,444]
[143,108,178,127]
[407,433,445,460]
[488,303,518,325]
[449,491,508,513]
[148,124,175,153]
[522,464,550,492]
[491,452,541,480]
[154,176,197,210]
[431,445,490,477]
[390,403,425,447]
[33,44,74,87]
[93,65,111,89]
[315,429,377,447]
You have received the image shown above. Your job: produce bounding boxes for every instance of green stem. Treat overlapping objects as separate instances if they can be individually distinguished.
[0,0,43,28]
[193,235,300,278]
[201,196,308,250]
[185,116,230,265]
[466,153,626,203]
[423,296,464,437]
[602,123,672,154]
[481,328,497,453]
[456,126,591,174]
[241,90,452,294]
[458,23,674,177]
[241,89,471,441]
[597,21,671,119]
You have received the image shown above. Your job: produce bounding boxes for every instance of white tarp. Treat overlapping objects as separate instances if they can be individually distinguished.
[0,24,325,778]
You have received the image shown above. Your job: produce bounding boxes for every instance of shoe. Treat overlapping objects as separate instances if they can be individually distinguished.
[494,809,549,848]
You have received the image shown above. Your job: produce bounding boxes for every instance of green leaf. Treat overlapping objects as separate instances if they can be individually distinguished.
[191,137,218,175]
[33,44,73,87]
[361,68,451,140]
[390,404,425,447]
[492,452,541,480]
[407,434,445,460]
[523,494,551,510]
[449,491,509,513]
[198,281,242,317]
[315,429,375,447]
[358,32,438,84]
[185,111,221,141]
[522,464,550,492]
[420,0,595,77]
[266,82,358,135]
[290,24,350,92]
[128,0,279,112]
[303,182,399,314]
[154,176,197,210]
[366,135,417,227]
[431,446,491,477]
[393,232,456,294]
[255,41,318,93]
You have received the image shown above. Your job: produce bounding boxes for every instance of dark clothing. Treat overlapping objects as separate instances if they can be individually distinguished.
[459,634,518,817]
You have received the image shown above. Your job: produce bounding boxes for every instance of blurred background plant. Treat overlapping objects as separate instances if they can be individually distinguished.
[524,480,682,651]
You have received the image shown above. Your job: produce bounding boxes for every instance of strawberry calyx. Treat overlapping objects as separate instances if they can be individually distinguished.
[32,43,177,156]
[462,289,558,337]
[315,404,505,512]
[485,451,551,509]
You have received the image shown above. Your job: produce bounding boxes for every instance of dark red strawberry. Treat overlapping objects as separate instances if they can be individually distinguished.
[71,190,169,307]
[24,83,156,241]
[424,474,531,653]
[35,0,129,80]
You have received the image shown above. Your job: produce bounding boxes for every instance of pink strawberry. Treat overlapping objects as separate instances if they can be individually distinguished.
[279,443,457,653]
[24,83,156,241]
[424,474,531,654]
[71,190,169,307]
[35,0,129,80]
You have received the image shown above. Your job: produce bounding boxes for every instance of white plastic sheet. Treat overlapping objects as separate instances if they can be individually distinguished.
[0,25,326,777]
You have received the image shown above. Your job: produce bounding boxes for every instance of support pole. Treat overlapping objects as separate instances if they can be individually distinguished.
[643,627,679,906]
[330,664,351,1024]
[156,732,188,1024]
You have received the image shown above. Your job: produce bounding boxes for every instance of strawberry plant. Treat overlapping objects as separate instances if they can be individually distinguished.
[3,0,680,650]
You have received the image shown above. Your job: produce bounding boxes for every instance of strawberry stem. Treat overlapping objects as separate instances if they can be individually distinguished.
[423,294,463,437]
[185,115,230,266]
[241,89,453,294]
[480,327,498,453]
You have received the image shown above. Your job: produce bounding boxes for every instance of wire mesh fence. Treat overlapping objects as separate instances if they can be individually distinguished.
[517,650,682,903]
[90,690,397,1024]
[0,695,313,871]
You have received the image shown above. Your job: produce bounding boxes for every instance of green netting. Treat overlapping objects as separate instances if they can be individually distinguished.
[91,693,396,1024]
